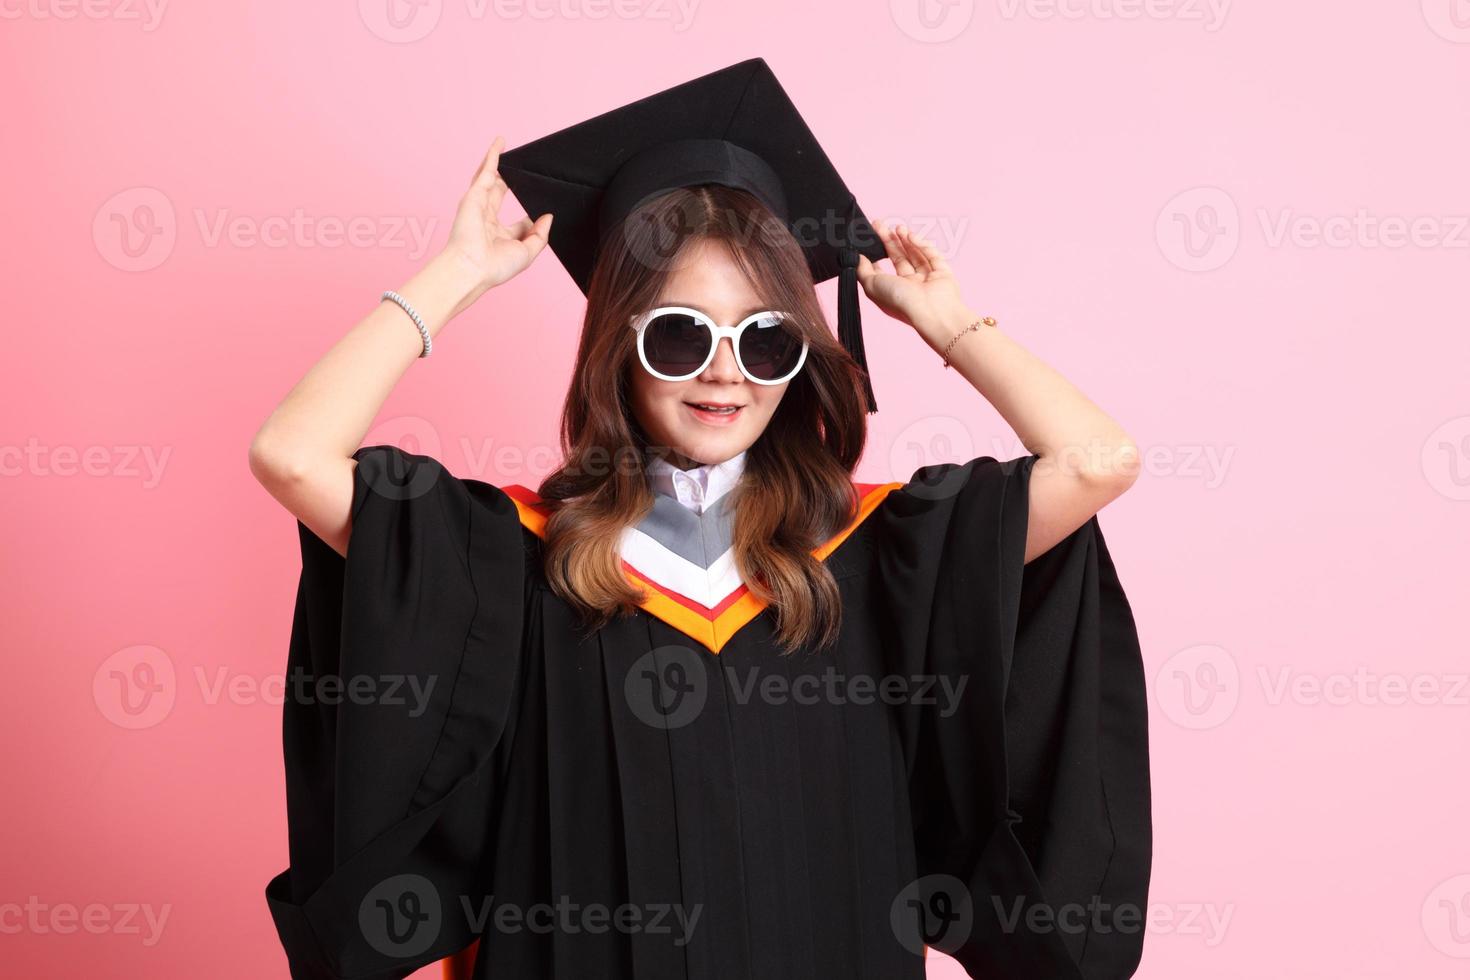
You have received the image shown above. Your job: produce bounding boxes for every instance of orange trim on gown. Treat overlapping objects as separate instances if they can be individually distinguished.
[432,478,901,977]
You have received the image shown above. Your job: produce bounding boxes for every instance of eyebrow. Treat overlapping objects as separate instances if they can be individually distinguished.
[659,301,776,320]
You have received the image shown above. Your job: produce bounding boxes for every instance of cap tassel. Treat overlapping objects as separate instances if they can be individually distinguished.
[837,247,877,414]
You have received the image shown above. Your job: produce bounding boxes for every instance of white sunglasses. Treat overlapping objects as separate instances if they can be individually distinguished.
[629,306,810,385]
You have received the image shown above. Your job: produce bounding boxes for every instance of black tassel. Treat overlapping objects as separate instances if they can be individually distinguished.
[837,246,877,414]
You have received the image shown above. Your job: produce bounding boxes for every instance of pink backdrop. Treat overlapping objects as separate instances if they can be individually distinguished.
[5,2,1468,977]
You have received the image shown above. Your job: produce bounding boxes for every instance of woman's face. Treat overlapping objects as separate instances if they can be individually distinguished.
[628,238,791,469]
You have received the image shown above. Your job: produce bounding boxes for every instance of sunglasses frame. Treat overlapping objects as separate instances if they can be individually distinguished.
[629,306,810,386]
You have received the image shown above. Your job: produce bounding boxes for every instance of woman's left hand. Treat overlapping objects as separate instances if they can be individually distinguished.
[855,219,976,337]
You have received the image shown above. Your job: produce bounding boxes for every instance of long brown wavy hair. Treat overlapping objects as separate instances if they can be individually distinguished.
[534,184,871,654]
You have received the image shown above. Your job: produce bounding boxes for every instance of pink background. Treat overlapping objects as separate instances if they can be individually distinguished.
[4,1,1468,977]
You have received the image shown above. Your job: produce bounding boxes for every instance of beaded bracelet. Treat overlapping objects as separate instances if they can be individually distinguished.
[382,290,432,358]
[940,315,997,368]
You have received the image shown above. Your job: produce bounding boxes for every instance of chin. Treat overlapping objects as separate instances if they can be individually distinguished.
[662,422,746,462]
[674,433,740,462]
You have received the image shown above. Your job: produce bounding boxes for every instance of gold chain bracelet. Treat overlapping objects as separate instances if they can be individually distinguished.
[940,316,998,368]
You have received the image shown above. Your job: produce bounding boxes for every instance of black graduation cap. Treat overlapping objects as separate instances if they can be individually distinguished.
[498,57,888,413]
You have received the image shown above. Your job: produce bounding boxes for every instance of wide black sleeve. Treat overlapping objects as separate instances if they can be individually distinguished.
[877,453,1152,979]
[263,445,529,980]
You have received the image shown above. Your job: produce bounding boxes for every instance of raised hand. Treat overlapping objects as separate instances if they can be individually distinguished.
[855,218,975,336]
[445,135,554,290]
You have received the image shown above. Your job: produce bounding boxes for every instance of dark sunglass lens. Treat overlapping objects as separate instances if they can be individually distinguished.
[643,312,711,377]
[738,314,803,381]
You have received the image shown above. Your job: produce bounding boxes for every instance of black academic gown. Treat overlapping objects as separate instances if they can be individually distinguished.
[263,444,1152,980]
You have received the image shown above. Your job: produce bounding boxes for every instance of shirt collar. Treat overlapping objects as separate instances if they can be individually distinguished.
[647,450,748,515]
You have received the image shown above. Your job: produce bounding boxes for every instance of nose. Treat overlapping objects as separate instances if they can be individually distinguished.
[699,336,743,383]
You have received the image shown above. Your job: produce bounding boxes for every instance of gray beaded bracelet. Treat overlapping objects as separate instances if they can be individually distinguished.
[382,290,432,357]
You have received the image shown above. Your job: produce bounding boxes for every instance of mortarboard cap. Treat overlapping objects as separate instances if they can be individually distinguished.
[499,57,888,413]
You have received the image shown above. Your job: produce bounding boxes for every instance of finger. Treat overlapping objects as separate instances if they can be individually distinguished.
[855,253,875,289]
[469,138,495,185]
[485,173,509,215]
[504,216,533,239]
[872,218,905,274]
[898,226,932,276]
[908,227,953,275]
[899,226,946,276]
[886,221,917,276]
[522,213,553,259]
[471,135,506,191]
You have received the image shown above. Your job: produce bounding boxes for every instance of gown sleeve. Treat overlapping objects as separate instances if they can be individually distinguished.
[877,453,1152,979]
[263,444,529,980]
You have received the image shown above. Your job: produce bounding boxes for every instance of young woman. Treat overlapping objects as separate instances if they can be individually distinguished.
[251,129,1151,980]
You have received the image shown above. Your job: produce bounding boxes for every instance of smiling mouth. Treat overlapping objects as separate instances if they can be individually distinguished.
[685,402,743,415]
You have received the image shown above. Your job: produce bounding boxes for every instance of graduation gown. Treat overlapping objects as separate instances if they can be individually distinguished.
[263,444,1152,980]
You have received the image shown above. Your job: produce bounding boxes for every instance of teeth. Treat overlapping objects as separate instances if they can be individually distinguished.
[693,404,738,413]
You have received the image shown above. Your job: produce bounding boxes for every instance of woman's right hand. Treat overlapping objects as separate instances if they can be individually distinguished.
[445,134,554,291]
[250,135,553,558]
